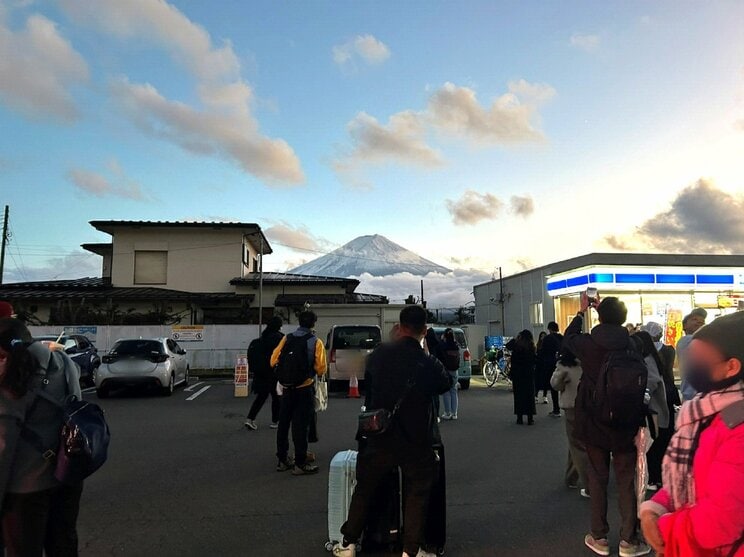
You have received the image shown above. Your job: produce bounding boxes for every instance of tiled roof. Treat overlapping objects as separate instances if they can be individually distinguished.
[274,292,388,306]
[0,278,252,301]
[231,272,360,286]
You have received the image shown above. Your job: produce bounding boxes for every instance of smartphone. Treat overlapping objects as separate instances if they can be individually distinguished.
[586,287,598,307]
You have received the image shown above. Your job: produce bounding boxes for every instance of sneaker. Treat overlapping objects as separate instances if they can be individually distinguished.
[276,458,294,472]
[549,411,562,418]
[244,419,258,430]
[416,549,437,557]
[332,542,356,556]
[542,397,549,404]
[451,414,458,420]
[292,463,319,475]
[619,540,651,557]
[441,413,452,420]
[306,451,316,463]
[584,535,610,556]
[646,482,660,492]
[269,422,279,429]
[580,488,591,499]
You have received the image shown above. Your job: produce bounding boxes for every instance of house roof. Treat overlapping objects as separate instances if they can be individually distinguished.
[89,220,273,254]
[81,243,113,256]
[274,292,388,306]
[474,252,744,287]
[231,272,360,291]
[0,277,252,302]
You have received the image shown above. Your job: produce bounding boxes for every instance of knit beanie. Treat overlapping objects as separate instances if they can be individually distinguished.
[693,311,744,365]
[0,301,14,319]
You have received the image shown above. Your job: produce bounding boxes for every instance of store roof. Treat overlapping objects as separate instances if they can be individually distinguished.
[0,277,252,301]
[475,252,744,287]
[88,220,272,254]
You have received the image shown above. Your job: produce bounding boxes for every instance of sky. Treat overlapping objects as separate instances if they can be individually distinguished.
[1,0,743,307]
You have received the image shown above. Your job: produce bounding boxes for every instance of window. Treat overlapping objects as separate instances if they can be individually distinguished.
[134,251,167,285]
[530,302,544,326]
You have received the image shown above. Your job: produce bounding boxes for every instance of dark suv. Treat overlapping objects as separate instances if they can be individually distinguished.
[35,334,100,386]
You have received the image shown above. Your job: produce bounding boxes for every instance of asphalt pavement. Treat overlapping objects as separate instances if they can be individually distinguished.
[77,377,632,557]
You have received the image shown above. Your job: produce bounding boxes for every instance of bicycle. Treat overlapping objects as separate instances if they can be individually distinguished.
[482,350,511,388]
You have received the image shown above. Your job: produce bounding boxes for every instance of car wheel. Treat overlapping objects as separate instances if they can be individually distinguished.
[459,379,470,390]
[96,387,109,399]
[183,367,190,387]
[162,374,175,397]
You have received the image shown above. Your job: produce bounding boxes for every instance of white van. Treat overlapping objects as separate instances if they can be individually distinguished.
[326,325,382,389]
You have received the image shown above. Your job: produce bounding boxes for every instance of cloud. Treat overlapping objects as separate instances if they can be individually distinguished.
[59,0,304,185]
[605,178,744,253]
[510,195,535,217]
[427,81,554,145]
[570,33,600,51]
[333,34,390,67]
[4,251,101,283]
[446,190,503,226]
[264,223,328,253]
[354,268,491,308]
[66,161,148,200]
[109,78,304,185]
[334,80,554,183]
[0,12,88,121]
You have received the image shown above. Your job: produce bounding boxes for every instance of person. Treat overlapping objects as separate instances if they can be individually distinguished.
[270,310,326,476]
[333,305,453,557]
[640,311,744,557]
[244,316,284,431]
[0,302,15,319]
[0,318,84,556]
[677,308,708,401]
[550,348,590,497]
[440,328,460,421]
[538,321,563,417]
[507,330,537,426]
[564,295,651,557]
[424,328,445,420]
[534,331,549,404]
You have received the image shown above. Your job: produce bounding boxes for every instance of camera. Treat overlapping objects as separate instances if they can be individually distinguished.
[586,287,599,308]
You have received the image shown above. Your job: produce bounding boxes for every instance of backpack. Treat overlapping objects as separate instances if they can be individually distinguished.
[443,349,460,372]
[275,333,313,387]
[22,351,111,484]
[247,337,266,376]
[589,340,648,428]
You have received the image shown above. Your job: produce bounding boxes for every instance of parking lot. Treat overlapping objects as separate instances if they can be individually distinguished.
[77,378,626,557]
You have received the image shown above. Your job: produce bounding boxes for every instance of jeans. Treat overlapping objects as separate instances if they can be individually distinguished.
[247,387,280,423]
[585,444,638,542]
[276,385,314,466]
[564,408,590,489]
[2,482,83,557]
[442,371,458,416]
[341,437,436,555]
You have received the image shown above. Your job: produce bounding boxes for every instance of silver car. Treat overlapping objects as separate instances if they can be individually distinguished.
[95,338,189,398]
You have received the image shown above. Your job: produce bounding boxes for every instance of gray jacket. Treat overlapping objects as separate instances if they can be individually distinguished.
[644,355,670,429]
[550,362,583,409]
[0,342,82,501]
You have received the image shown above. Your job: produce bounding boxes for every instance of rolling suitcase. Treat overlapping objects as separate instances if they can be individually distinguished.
[423,443,447,555]
[362,467,403,552]
[326,450,357,552]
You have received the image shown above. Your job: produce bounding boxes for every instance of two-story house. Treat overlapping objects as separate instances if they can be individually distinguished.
[0,221,387,325]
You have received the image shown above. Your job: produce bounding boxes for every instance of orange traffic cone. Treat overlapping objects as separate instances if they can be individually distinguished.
[347,374,361,398]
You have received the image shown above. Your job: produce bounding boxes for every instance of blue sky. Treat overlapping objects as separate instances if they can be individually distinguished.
[1,0,743,305]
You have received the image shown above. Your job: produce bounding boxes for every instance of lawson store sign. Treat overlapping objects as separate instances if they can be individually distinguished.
[546,266,744,297]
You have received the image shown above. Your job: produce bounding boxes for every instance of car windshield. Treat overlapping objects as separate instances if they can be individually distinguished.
[333,327,381,349]
[110,340,164,356]
[436,330,468,349]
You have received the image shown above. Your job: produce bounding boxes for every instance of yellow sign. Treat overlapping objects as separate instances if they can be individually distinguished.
[172,325,205,342]
[234,356,249,397]
[665,309,683,347]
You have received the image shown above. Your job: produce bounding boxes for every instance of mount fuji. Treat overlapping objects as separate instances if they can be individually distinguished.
[290,234,452,277]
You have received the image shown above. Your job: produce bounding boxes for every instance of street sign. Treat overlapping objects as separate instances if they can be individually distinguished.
[171,325,205,342]
[64,326,98,341]
[234,356,249,397]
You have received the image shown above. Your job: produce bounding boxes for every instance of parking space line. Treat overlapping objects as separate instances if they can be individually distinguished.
[186,386,211,401]
[184,381,205,392]
[81,387,96,394]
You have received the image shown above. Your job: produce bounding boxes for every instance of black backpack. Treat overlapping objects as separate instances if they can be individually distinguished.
[247,337,266,376]
[275,333,313,387]
[443,349,460,372]
[589,340,648,428]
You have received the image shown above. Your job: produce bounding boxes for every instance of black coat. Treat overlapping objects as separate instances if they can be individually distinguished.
[536,332,562,390]
[250,330,284,394]
[507,338,536,416]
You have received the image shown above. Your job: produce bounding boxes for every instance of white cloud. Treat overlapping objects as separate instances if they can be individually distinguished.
[4,251,101,283]
[0,12,88,121]
[446,190,503,226]
[570,33,600,51]
[354,268,491,308]
[66,161,148,200]
[59,0,304,185]
[265,223,328,252]
[510,195,535,217]
[109,78,304,185]
[333,34,390,67]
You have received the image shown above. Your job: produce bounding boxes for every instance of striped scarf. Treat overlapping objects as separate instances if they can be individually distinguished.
[663,381,744,510]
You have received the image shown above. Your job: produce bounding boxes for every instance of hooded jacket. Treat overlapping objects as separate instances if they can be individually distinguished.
[550,361,583,410]
[564,313,642,452]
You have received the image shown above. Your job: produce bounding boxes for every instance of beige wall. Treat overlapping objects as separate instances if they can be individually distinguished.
[234,282,351,306]
[110,228,258,292]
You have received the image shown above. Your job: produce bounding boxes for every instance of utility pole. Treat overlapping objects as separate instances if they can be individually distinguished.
[420,279,425,308]
[258,233,264,331]
[0,205,8,286]
[499,266,506,337]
